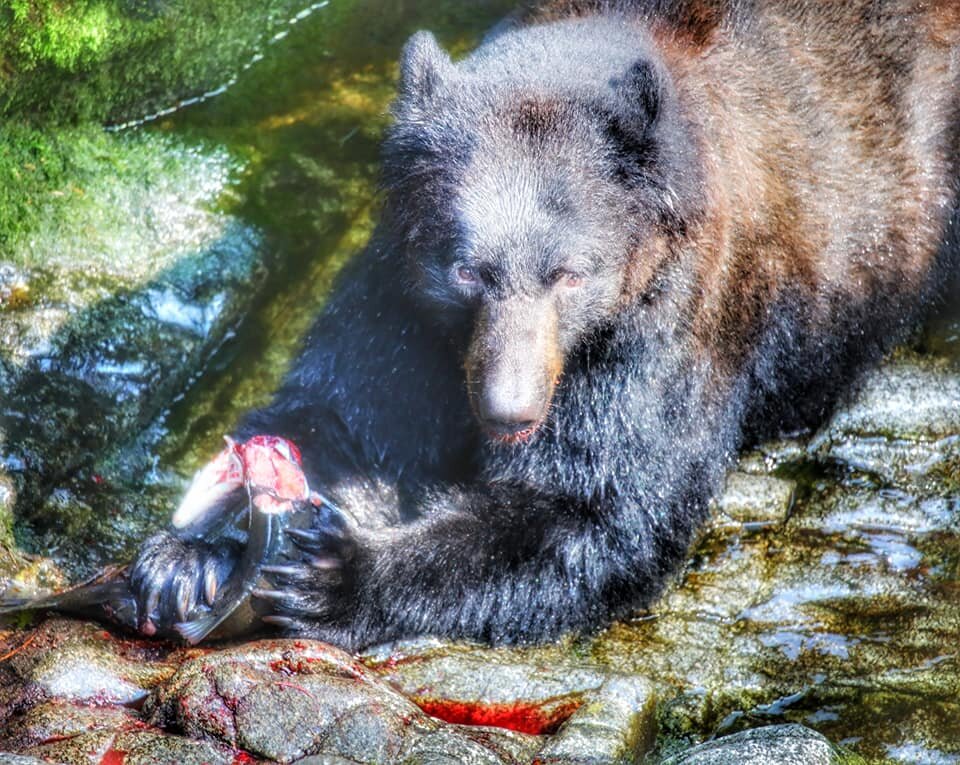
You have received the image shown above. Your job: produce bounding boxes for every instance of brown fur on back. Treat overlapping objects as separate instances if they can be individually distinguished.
[518,0,960,430]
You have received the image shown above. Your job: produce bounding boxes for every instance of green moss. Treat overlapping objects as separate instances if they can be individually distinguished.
[9,0,124,71]
[0,123,104,255]
[0,123,241,271]
[0,0,339,124]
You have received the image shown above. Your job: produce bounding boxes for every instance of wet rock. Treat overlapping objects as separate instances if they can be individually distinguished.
[534,676,654,764]
[0,619,179,714]
[0,755,47,765]
[22,726,234,765]
[712,471,796,526]
[736,438,809,475]
[810,353,960,493]
[4,697,235,765]
[662,724,859,764]
[365,640,607,733]
[1,699,141,753]
[144,639,543,764]
[791,485,960,538]
[364,640,655,763]
[0,622,662,764]
[593,429,960,763]
[0,129,268,574]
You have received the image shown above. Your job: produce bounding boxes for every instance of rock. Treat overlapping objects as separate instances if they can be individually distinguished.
[0,619,179,714]
[0,624,662,765]
[662,724,861,764]
[365,640,609,732]
[144,639,543,764]
[712,471,796,526]
[534,676,655,765]
[790,485,960,537]
[22,726,234,765]
[0,754,48,765]
[364,640,656,763]
[736,438,809,475]
[4,698,236,765]
[810,354,960,493]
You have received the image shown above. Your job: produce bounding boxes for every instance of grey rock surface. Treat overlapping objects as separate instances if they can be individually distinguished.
[810,353,960,493]
[662,724,857,765]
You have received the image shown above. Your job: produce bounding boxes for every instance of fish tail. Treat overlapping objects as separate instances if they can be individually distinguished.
[0,580,138,629]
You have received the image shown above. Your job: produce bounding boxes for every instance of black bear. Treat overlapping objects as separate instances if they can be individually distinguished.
[130,0,960,651]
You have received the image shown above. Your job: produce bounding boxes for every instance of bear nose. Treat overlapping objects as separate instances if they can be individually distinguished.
[477,387,543,438]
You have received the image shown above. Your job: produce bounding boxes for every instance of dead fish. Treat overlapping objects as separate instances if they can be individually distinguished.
[0,435,330,645]
[172,498,285,643]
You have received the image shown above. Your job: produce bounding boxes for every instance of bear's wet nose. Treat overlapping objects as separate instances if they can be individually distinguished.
[477,387,544,439]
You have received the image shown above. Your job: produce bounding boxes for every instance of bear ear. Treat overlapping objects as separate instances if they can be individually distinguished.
[615,58,667,129]
[602,58,676,190]
[399,30,454,105]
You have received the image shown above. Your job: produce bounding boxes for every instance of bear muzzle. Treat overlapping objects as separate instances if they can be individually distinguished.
[465,297,562,444]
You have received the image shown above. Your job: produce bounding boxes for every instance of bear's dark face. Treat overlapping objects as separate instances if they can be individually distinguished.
[384,24,694,443]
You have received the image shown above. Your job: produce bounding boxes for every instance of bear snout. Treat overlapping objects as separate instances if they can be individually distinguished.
[465,297,562,444]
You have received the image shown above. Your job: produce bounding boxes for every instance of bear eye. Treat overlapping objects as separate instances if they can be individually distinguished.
[551,269,583,289]
[455,265,480,285]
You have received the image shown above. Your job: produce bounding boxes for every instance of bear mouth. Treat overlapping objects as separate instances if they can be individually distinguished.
[486,422,541,445]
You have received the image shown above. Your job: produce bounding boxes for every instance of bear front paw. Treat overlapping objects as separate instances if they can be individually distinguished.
[252,503,360,640]
[129,530,238,636]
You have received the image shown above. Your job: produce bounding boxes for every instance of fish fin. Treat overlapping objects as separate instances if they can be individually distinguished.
[174,615,220,645]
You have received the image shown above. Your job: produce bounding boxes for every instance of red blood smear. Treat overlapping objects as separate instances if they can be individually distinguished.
[414,698,581,735]
[100,750,126,765]
[231,752,259,765]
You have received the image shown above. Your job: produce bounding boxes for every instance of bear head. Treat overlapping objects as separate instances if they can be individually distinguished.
[383,18,703,444]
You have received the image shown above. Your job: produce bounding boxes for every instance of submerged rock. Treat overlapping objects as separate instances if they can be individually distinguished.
[0,128,267,574]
